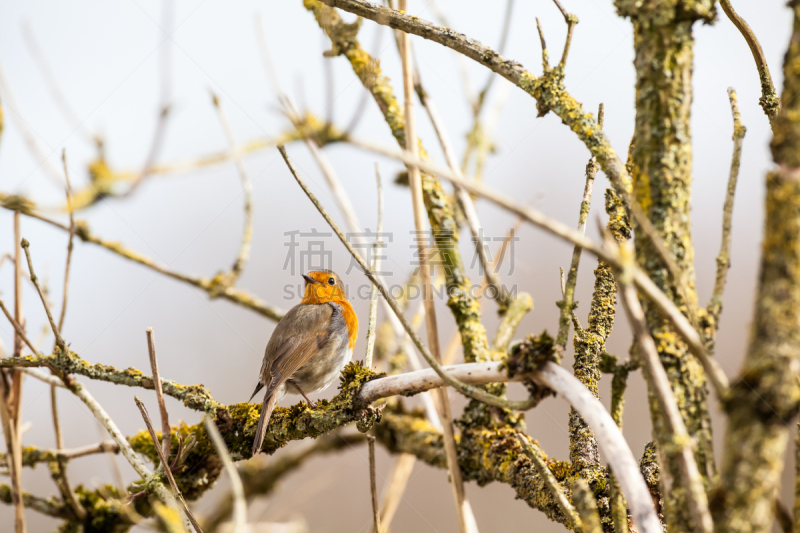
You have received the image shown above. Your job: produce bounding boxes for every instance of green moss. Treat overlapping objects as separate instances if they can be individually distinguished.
[128,361,385,500]
[59,485,129,533]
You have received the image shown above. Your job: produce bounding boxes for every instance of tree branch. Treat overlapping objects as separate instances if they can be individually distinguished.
[314,0,632,204]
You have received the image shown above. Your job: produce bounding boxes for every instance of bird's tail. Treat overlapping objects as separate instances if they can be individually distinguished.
[252,391,278,456]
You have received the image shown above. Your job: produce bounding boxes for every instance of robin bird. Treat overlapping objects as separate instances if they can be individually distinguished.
[250,270,358,455]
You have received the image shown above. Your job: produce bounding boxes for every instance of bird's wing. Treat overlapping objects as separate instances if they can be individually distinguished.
[262,303,334,396]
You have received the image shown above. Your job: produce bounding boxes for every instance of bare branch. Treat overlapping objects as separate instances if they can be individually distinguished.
[397,8,471,529]
[364,164,384,369]
[366,435,381,533]
[414,66,511,309]
[21,239,65,352]
[708,88,746,327]
[532,362,661,533]
[56,150,76,336]
[0,205,286,321]
[210,95,254,290]
[0,299,43,358]
[536,18,549,71]
[146,328,171,460]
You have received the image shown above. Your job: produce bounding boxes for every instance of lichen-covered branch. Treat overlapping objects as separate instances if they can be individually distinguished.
[317,0,632,203]
[569,190,630,481]
[0,352,222,413]
[713,5,800,531]
[616,2,716,530]
[719,0,779,123]
[0,484,69,519]
[0,199,285,321]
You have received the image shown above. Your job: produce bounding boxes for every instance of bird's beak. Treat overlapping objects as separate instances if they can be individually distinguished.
[303,274,320,285]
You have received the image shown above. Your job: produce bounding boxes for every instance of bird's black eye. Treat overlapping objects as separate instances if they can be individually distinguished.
[328,278,335,286]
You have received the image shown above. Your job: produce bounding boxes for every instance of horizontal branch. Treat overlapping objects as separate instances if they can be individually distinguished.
[0,197,285,322]
[0,352,221,412]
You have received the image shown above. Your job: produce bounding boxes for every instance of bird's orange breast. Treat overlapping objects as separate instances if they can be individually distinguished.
[336,299,359,350]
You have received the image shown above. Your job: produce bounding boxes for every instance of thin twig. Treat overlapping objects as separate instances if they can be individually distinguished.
[556,103,602,351]
[397,7,471,530]
[0,372,25,533]
[514,433,581,530]
[474,0,514,111]
[57,150,76,336]
[318,0,632,202]
[211,95,253,288]
[719,0,779,123]
[10,211,25,533]
[616,243,713,533]
[0,300,41,358]
[550,0,578,68]
[70,380,180,514]
[365,164,384,368]
[49,369,86,520]
[347,137,730,397]
[415,68,510,308]
[123,0,172,196]
[366,435,381,533]
[21,240,65,352]
[708,88,746,327]
[0,63,63,185]
[203,415,246,533]
[146,328,172,461]
[536,18,549,70]
[134,397,202,532]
